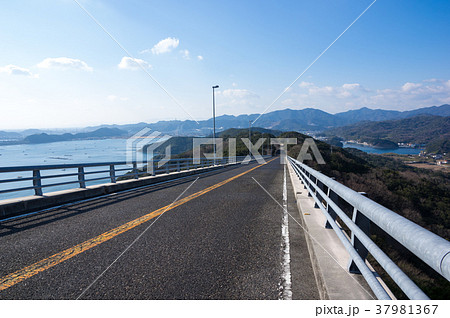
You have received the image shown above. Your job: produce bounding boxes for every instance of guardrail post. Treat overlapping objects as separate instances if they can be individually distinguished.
[325,188,338,229]
[348,207,371,274]
[306,172,312,194]
[78,167,86,188]
[177,161,181,172]
[32,169,43,196]
[151,162,156,176]
[109,164,116,183]
[132,162,139,179]
[314,179,320,208]
[165,162,169,174]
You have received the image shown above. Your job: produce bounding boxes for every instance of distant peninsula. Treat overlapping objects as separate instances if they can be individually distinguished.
[324,115,450,153]
[0,128,128,145]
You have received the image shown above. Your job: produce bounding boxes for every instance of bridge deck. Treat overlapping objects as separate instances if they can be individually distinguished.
[0,158,319,299]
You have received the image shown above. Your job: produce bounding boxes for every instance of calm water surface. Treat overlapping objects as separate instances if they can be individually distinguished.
[0,139,129,167]
[0,139,132,200]
[343,143,422,155]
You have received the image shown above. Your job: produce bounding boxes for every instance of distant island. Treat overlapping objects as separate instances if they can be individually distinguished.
[368,139,399,150]
[0,128,128,145]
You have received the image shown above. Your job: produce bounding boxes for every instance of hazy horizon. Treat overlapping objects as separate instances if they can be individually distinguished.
[1,103,448,132]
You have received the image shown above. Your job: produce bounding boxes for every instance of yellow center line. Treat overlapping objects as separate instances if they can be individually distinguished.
[0,157,277,292]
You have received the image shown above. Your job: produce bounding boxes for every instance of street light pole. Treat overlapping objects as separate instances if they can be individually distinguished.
[212,85,219,164]
[248,120,252,156]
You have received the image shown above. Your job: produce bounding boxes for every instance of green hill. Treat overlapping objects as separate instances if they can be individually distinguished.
[151,136,194,157]
[217,127,282,138]
[325,115,450,153]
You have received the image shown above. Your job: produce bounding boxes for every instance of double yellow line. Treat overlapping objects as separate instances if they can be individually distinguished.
[0,158,276,292]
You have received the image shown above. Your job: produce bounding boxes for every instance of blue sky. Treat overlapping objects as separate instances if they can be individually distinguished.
[0,0,449,129]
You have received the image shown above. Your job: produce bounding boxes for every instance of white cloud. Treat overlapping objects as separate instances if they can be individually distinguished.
[197,55,204,61]
[342,83,361,90]
[118,57,151,70]
[308,85,334,95]
[37,57,93,72]
[284,79,450,112]
[107,95,129,102]
[180,49,190,60]
[216,88,260,113]
[445,80,450,89]
[0,64,35,77]
[299,81,314,88]
[401,82,422,91]
[373,80,450,105]
[221,89,259,99]
[337,83,363,98]
[144,37,180,55]
[337,91,351,98]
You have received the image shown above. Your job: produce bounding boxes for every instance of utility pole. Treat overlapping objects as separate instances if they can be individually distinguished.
[248,120,252,156]
[212,85,219,164]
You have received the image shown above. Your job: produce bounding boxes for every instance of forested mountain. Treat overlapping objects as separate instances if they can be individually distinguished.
[335,104,450,122]
[3,104,449,143]
[325,115,450,152]
[86,104,450,136]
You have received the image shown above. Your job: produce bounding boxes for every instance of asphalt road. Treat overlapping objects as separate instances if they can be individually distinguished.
[0,158,319,299]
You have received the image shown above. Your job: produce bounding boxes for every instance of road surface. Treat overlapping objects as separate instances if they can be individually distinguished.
[0,158,319,299]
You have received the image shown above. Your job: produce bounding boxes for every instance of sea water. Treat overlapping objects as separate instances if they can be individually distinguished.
[343,143,422,155]
[0,139,132,200]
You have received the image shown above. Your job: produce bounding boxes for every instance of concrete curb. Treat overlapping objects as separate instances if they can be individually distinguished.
[0,164,230,219]
[286,162,374,300]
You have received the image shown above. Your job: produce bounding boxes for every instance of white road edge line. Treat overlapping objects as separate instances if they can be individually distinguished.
[252,175,375,300]
[280,163,292,300]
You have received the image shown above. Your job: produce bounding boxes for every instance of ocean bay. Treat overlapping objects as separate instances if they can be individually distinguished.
[0,139,133,200]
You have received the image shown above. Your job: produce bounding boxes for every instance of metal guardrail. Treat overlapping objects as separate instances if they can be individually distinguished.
[0,156,254,198]
[288,156,450,300]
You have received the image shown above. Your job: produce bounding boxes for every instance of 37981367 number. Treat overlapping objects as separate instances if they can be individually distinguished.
[375,305,438,315]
